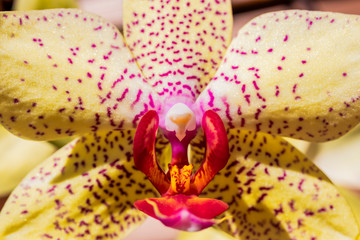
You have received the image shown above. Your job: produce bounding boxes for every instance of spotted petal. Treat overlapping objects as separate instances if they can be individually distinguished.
[199,129,359,239]
[0,126,56,196]
[196,10,360,141]
[0,130,157,239]
[123,0,232,102]
[0,9,156,140]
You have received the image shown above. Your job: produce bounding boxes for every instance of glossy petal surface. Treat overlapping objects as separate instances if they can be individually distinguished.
[123,0,232,101]
[0,130,157,239]
[0,126,56,196]
[199,129,359,239]
[196,10,360,141]
[0,9,155,140]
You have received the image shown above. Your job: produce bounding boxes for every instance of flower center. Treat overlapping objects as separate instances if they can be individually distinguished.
[169,164,193,194]
[133,109,229,195]
[164,103,196,141]
[132,109,230,231]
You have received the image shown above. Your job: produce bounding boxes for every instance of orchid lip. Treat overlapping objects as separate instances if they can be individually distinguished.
[133,109,230,231]
[134,194,229,232]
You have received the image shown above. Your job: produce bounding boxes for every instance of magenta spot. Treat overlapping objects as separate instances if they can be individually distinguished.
[343,72,347,77]
[207,90,215,107]
[292,84,297,93]
[252,81,260,90]
[97,82,102,91]
[116,88,129,102]
[275,86,280,97]
[283,35,288,42]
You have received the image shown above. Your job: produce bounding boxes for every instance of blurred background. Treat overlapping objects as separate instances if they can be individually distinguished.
[0,0,359,239]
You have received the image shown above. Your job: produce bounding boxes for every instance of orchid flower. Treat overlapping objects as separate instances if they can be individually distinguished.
[0,1,360,239]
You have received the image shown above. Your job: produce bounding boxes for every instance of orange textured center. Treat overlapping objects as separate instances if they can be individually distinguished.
[170,164,193,194]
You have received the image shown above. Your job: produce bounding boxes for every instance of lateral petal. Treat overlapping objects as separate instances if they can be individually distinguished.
[200,129,359,239]
[123,0,232,101]
[196,10,360,141]
[0,130,157,239]
[0,9,156,140]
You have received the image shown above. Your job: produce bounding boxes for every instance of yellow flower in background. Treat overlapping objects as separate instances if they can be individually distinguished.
[0,126,56,196]
[0,1,360,239]
[13,0,77,10]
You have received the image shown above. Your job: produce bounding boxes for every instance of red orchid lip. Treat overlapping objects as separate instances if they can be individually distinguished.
[134,194,229,232]
[133,109,230,231]
[133,109,229,196]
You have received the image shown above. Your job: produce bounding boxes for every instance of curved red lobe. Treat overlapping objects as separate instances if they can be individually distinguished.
[134,194,228,231]
[190,110,230,195]
[133,110,170,195]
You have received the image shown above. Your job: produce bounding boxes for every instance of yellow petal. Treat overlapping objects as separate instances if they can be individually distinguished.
[0,130,157,239]
[0,9,156,140]
[199,129,359,239]
[0,126,56,196]
[13,0,78,10]
[123,0,233,101]
[196,10,360,141]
